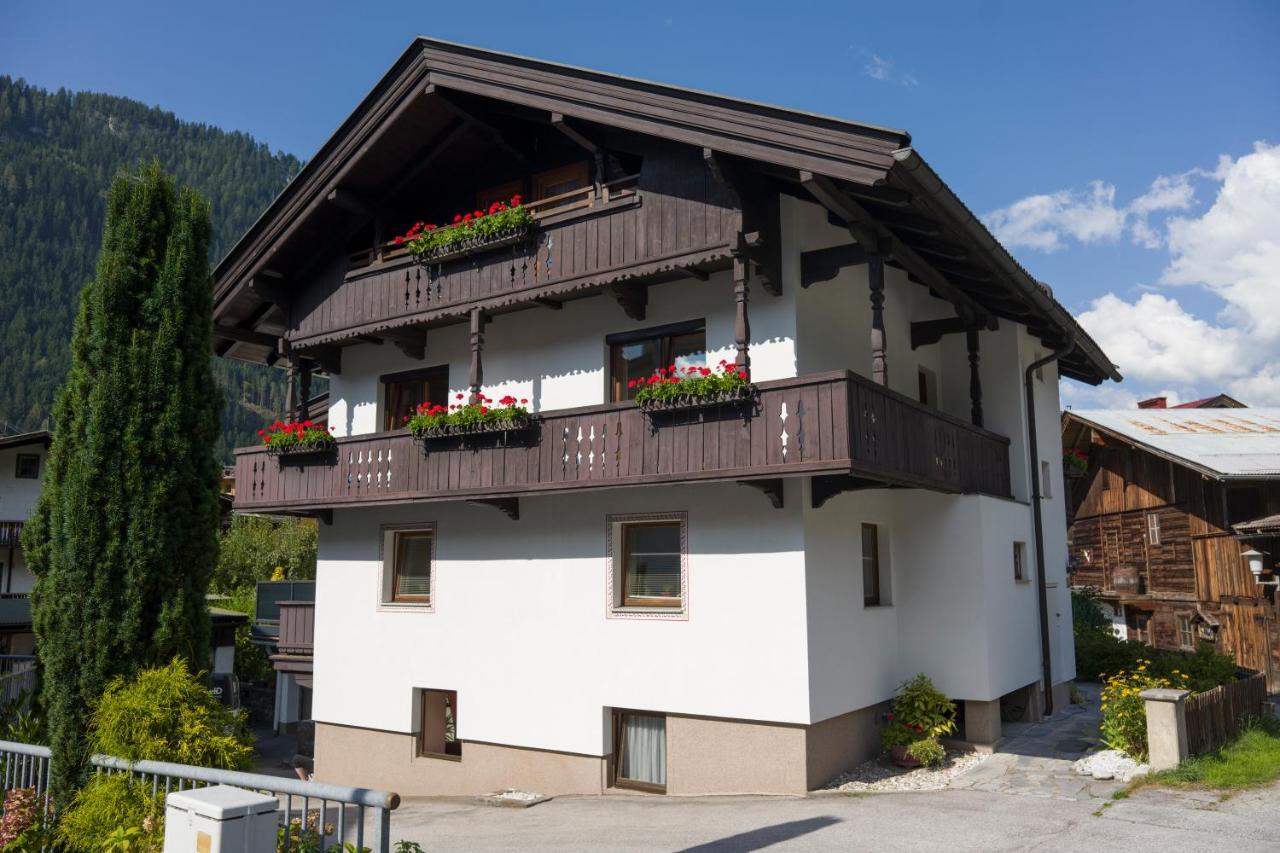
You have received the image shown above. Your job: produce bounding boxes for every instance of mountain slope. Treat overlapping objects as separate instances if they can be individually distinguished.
[0,76,299,460]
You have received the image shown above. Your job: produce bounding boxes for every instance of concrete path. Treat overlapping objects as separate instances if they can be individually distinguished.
[949,682,1125,800]
[385,784,1280,851]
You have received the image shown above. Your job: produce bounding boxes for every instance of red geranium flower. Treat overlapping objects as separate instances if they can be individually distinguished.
[453,214,463,224]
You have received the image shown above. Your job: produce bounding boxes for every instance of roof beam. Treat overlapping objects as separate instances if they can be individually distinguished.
[550,112,600,153]
[843,183,912,208]
[325,187,376,218]
[378,117,470,203]
[426,84,527,164]
[704,149,782,295]
[213,324,280,349]
[801,172,986,323]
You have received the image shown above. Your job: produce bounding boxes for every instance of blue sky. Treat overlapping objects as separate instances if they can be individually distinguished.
[5,1,1279,406]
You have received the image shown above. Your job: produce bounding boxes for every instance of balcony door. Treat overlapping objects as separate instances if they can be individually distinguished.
[381,365,450,432]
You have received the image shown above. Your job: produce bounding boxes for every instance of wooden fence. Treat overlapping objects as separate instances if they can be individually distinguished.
[1184,669,1268,756]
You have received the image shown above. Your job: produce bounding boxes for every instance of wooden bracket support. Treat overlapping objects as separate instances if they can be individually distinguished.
[800,243,871,288]
[810,475,889,509]
[705,148,782,295]
[609,283,648,321]
[379,326,428,361]
[739,479,785,509]
[470,498,519,521]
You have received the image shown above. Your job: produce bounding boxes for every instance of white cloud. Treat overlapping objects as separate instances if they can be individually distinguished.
[863,53,918,87]
[984,170,1199,252]
[1065,143,1280,405]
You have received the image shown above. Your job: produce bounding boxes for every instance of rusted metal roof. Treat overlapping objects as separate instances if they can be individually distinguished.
[1065,408,1280,479]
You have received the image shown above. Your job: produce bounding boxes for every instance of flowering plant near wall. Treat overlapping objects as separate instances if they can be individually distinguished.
[1063,448,1089,475]
[1099,661,1188,760]
[259,420,335,450]
[407,393,530,434]
[631,360,749,404]
[393,195,532,259]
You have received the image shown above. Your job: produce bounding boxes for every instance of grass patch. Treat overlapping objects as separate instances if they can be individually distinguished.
[1131,717,1280,792]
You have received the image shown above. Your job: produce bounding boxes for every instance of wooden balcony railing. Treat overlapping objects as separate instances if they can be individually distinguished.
[277,601,315,656]
[234,372,1011,513]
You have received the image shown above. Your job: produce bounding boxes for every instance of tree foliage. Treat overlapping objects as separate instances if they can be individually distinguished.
[22,163,223,802]
[0,76,303,458]
[214,515,317,592]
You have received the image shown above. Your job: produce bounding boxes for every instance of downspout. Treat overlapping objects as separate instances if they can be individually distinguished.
[1025,335,1076,718]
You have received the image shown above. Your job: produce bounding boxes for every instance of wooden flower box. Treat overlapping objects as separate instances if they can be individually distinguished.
[412,416,533,443]
[267,441,337,464]
[637,385,757,416]
[412,226,530,266]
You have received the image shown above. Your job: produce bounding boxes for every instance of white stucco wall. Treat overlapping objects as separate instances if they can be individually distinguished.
[312,482,811,756]
[308,193,1085,750]
[0,443,46,522]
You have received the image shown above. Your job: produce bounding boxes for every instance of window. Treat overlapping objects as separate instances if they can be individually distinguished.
[1128,611,1150,644]
[607,321,706,402]
[1178,615,1194,650]
[381,365,449,432]
[14,454,39,480]
[1146,513,1161,546]
[417,689,460,759]
[607,513,687,617]
[862,524,882,606]
[916,367,937,407]
[381,526,434,607]
[1040,461,1053,499]
[532,161,590,208]
[613,710,666,792]
[1013,541,1028,581]
[475,179,522,211]
[621,522,682,607]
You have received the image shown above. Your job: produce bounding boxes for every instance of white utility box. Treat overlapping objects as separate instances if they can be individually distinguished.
[164,785,278,852]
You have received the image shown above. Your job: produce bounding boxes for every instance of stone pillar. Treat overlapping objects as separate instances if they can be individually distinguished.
[964,699,1002,746]
[1140,688,1190,771]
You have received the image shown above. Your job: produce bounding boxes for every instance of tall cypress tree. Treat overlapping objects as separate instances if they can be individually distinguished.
[22,163,221,801]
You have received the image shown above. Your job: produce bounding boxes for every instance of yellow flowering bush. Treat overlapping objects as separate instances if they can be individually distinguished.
[1099,660,1189,760]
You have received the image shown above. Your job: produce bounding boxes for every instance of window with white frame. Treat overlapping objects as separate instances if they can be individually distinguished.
[1040,460,1053,499]
[1178,615,1194,650]
[380,525,435,608]
[607,513,687,616]
[1147,513,1161,546]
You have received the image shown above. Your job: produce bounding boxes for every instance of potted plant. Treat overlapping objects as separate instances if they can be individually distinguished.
[1063,448,1089,479]
[880,673,956,768]
[394,195,533,265]
[408,393,532,442]
[260,420,336,460]
[632,360,755,415]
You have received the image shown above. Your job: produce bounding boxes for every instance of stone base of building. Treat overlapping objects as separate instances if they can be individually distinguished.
[315,703,888,796]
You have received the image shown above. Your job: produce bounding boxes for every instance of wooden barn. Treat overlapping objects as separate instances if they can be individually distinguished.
[1063,406,1280,688]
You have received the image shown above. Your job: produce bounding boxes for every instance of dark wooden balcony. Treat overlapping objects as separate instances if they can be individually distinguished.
[232,372,1011,514]
[288,150,741,352]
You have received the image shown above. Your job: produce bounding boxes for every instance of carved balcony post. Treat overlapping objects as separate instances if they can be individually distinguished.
[734,253,751,376]
[868,254,887,386]
[469,308,486,404]
[297,359,313,422]
[967,329,984,428]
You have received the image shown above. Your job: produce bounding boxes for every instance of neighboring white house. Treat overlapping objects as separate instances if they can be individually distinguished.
[213,40,1121,796]
[0,431,49,655]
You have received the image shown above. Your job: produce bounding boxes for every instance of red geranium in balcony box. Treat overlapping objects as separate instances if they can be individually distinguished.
[261,420,336,457]
[407,393,531,441]
[632,361,755,414]
[394,195,532,264]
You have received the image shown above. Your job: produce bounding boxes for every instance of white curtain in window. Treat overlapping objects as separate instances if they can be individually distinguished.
[620,714,666,785]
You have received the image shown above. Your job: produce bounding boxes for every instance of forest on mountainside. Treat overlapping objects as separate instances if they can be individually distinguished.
[0,76,301,460]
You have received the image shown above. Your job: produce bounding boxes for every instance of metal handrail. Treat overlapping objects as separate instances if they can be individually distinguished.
[0,740,400,852]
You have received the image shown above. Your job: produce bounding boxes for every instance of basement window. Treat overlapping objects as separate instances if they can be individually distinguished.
[613,710,667,793]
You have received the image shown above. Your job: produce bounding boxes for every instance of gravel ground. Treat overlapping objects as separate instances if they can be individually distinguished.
[1072,749,1150,782]
[822,749,991,792]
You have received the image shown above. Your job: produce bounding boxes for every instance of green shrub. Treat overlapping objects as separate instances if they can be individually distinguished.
[90,658,254,769]
[890,674,956,740]
[58,774,163,853]
[905,737,947,767]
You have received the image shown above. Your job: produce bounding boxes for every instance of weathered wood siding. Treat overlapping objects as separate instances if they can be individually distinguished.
[233,372,1011,513]
[288,146,739,349]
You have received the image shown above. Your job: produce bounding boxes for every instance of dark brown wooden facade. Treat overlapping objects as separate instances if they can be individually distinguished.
[1064,415,1280,685]
[234,372,1011,514]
